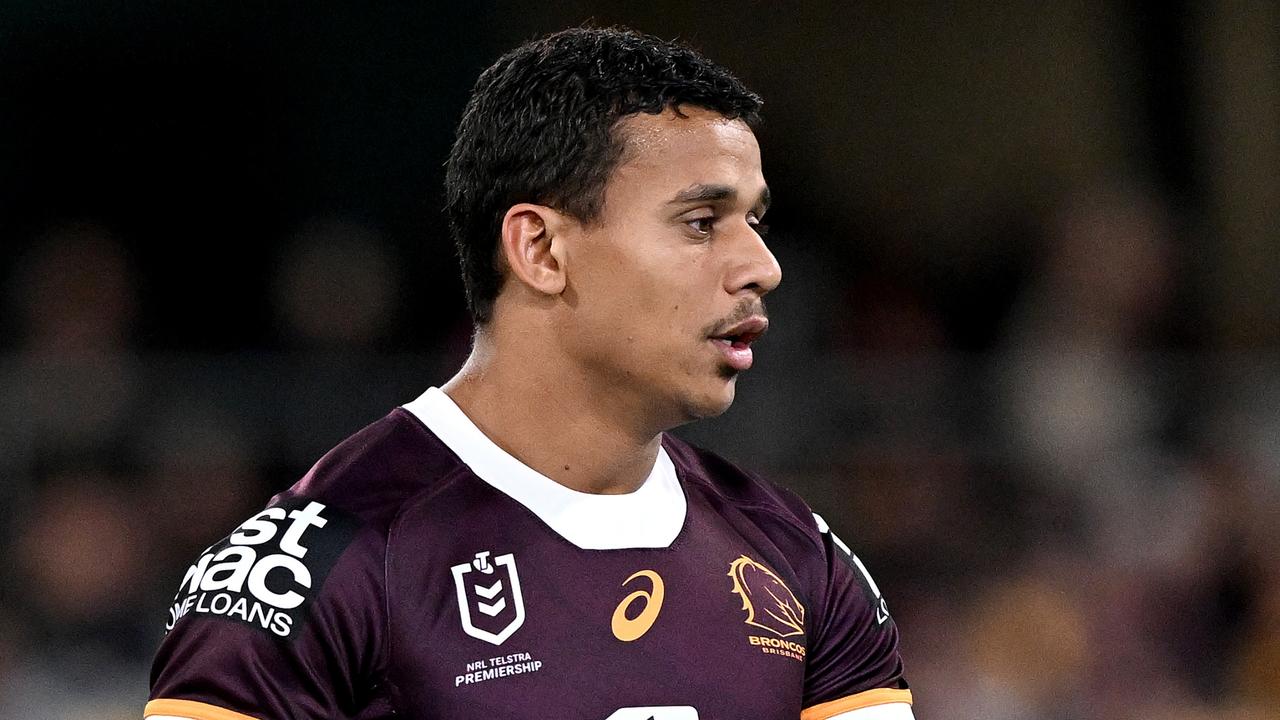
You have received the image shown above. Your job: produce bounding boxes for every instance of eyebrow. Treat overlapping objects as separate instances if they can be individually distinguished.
[669,183,771,213]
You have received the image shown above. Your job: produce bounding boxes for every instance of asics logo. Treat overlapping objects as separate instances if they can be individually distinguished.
[611,570,665,642]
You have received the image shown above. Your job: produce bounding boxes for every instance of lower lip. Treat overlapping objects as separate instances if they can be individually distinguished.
[711,338,754,371]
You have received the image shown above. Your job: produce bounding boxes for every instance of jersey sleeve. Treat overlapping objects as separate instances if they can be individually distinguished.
[145,496,390,720]
[800,512,912,720]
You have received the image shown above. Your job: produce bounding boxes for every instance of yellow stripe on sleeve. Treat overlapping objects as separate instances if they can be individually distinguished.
[144,698,261,720]
[800,688,914,720]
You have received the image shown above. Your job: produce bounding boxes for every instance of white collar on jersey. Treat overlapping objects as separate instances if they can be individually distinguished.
[401,387,686,550]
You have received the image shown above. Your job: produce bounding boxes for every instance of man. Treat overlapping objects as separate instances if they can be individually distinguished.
[146,27,912,720]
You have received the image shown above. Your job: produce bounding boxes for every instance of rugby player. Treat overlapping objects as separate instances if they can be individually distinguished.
[146,26,913,720]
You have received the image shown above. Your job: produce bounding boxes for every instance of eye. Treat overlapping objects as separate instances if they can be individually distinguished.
[685,216,716,236]
[748,211,770,239]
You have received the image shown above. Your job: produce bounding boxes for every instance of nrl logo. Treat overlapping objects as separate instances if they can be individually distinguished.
[451,551,525,646]
[727,555,805,638]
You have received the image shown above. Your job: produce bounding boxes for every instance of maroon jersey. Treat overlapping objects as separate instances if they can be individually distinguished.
[146,388,912,720]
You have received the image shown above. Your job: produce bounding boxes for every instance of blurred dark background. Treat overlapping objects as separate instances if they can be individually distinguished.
[2,3,1279,718]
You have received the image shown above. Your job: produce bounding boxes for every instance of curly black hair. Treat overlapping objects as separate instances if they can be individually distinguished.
[444,26,763,325]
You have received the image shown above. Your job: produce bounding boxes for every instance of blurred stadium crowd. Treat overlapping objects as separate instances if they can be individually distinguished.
[3,3,1280,720]
[3,188,1278,720]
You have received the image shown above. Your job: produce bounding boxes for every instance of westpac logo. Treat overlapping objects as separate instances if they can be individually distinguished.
[166,498,355,639]
[452,551,525,646]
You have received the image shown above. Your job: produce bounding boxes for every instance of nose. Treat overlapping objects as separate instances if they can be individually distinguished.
[725,221,782,296]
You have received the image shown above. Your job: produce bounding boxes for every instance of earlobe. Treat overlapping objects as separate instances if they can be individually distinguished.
[500,204,567,297]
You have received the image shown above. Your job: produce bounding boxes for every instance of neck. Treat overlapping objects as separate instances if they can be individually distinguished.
[442,329,664,495]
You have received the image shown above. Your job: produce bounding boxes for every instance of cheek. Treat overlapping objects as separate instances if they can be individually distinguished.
[585,239,691,312]
[564,247,658,350]
[570,231,713,365]
[632,255,706,339]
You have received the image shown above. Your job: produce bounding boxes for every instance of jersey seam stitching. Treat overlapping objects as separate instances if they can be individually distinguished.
[664,439,826,553]
[700,491,827,555]
[382,463,475,712]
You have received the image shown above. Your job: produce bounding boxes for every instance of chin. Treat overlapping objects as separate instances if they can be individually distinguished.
[678,375,738,421]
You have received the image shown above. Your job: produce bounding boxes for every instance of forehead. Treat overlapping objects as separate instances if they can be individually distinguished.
[609,107,763,197]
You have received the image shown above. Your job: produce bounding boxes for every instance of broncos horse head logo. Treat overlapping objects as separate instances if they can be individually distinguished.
[727,555,805,638]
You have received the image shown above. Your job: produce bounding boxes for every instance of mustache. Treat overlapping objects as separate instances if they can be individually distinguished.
[704,299,769,337]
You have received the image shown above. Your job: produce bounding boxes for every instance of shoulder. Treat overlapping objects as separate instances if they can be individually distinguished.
[279,407,470,526]
[661,433,823,551]
[159,408,468,644]
[152,405,484,714]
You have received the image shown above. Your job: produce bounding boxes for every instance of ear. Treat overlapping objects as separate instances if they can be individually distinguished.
[499,203,569,297]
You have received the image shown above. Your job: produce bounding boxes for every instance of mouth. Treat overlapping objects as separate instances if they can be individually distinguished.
[708,316,769,372]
